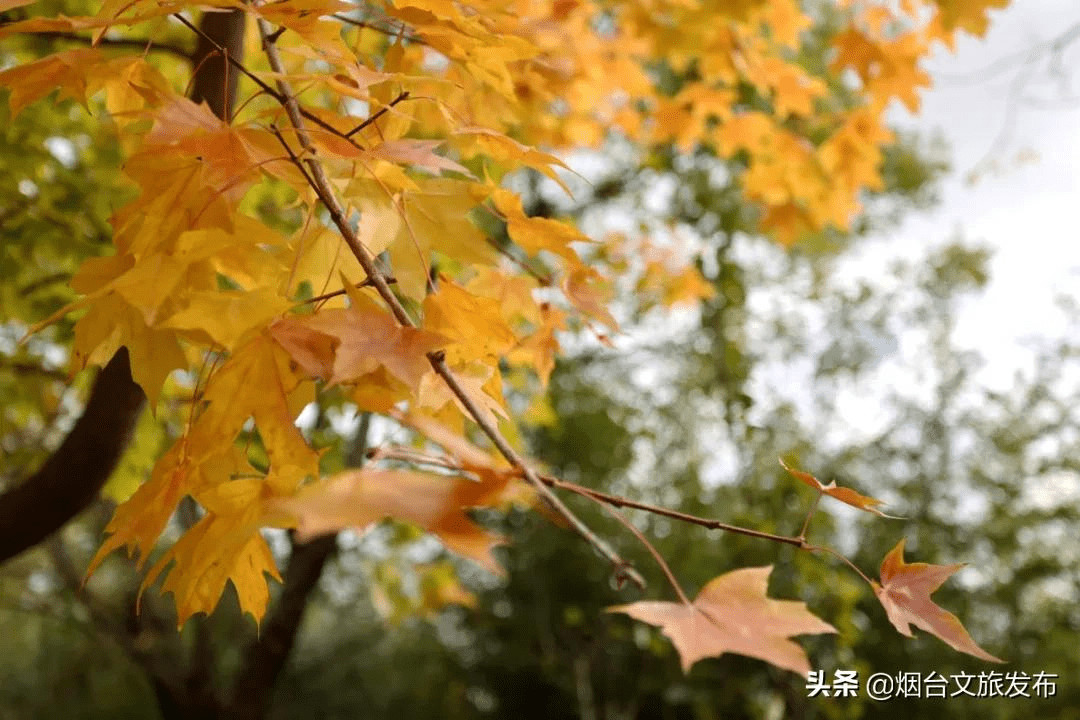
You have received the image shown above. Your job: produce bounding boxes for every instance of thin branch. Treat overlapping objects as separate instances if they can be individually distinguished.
[257,18,645,591]
[173,13,362,150]
[485,235,554,286]
[935,22,1080,87]
[547,477,805,548]
[331,14,426,45]
[802,543,874,587]
[559,481,689,604]
[300,277,397,307]
[346,90,410,138]
[797,491,821,541]
[17,272,71,298]
[22,31,191,60]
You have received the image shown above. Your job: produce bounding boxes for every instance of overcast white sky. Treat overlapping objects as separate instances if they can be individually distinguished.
[860,0,1080,391]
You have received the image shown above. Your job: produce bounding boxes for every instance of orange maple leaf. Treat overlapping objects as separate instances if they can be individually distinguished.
[872,539,1004,663]
[608,566,836,676]
[270,293,448,393]
[271,468,513,574]
[0,48,101,115]
[779,458,899,518]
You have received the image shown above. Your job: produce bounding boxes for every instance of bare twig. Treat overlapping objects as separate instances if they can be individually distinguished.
[17,272,70,298]
[559,482,689,604]
[546,477,805,548]
[300,276,398,307]
[484,235,554,286]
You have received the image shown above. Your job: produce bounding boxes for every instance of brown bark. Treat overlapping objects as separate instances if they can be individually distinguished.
[226,534,339,720]
[189,8,246,122]
[0,348,145,564]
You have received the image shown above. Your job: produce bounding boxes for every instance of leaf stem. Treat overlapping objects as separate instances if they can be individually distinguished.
[559,482,689,604]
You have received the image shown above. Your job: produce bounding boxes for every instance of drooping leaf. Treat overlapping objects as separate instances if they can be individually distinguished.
[608,566,836,676]
[271,467,518,574]
[872,539,1004,663]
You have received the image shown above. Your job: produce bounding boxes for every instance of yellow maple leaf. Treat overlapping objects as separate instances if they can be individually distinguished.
[562,266,618,331]
[417,360,509,429]
[144,504,280,626]
[161,288,289,351]
[423,278,517,363]
[186,334,320,485]
[0,48,102,116]
[490,187,587,264]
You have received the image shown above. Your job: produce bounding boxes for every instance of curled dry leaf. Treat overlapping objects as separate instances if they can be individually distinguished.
[779,458,900,518]
[608,565,836,677]
[872,539,1004,663]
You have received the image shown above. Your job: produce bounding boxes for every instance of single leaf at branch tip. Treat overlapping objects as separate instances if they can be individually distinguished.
[872,539,1004,663]
[779,458,901,518]
[608,565,836,677]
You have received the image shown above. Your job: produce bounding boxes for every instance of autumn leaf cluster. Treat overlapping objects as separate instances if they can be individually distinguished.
[0,0,1009,675]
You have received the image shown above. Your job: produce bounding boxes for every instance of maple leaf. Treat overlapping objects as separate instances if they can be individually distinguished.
[87,444,256,577]
[931,0,1010,37]
[417,361,510,429]
[71,294,187,408]
[779,458,899,518]
[453,126,574,195]
[366,139,473,177]
[872,539,1004,663]
[0,48,101,115]
[563,266,619,330]
[422,278,517,363]
[142,495,280,627]
[184,334,320,485]
[609,566,836,676]
[490,187,586,264]
[379,178,496,301]
[270,291,448,394]
[506,304,565,387]
[162,288,289,350]
[271,468,510,574]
